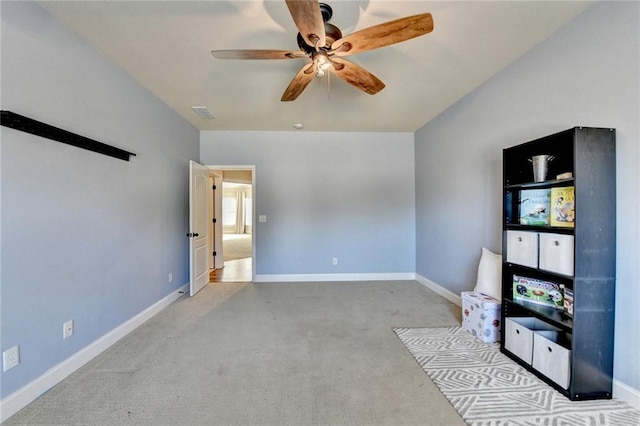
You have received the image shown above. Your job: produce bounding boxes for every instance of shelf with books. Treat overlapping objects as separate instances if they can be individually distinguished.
[501,126,615,401]
[504,184,575,229]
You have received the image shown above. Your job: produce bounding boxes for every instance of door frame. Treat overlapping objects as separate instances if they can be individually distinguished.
[207,164,256,282]
[208,172,223,270]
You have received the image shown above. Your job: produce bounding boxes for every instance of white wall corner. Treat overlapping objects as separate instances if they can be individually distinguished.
[415,274,462,306]
[0,284,189,423]
[613,379,640,410]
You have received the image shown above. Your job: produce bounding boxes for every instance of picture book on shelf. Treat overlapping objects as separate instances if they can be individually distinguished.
[519,188,550,226]
[550,186,575,228]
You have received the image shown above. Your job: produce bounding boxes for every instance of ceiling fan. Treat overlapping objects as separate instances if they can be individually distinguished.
[211,1,434,101]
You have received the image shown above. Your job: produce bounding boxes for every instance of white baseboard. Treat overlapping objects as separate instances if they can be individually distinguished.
[0,284,188,423]
[613,378,640,409]
[254,272,416,283]
[415,274,462,306]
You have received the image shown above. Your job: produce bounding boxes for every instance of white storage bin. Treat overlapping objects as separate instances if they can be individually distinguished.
[539,233,574,276]
[506,231,538,268]
[504,317,558,365]
[533,330,572,389]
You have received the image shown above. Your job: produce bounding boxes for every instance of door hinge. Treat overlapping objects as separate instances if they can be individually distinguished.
[213,251,217,257]
[212,218,217,223]
[212,185,217,190]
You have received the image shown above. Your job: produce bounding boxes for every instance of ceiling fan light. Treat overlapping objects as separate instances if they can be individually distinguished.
[313,53,333,78]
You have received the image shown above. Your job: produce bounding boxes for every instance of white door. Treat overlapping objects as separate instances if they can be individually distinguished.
[189,160,210,296]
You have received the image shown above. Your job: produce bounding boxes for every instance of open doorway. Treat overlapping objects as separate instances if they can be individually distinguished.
[209,167,254,283]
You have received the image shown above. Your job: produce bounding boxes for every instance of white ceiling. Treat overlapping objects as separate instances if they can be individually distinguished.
[39,1,592,133]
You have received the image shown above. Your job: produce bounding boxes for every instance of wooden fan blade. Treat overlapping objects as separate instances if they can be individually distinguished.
[330,57,385,95]
[285,0,326,48]
[331,13,433,56]
[281,63,316,102]
[211,50,307,60]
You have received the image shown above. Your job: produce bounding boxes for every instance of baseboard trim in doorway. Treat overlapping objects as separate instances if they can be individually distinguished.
[0,283,189,423]
[254,272,416,283]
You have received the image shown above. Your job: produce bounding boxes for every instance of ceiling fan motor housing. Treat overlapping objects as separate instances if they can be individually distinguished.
[296,22,342,53]
[319,3,333,22]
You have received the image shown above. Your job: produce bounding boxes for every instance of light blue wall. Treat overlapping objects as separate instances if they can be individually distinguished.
[0,2,199,398]
[200,131,416,276]
[415,2,639,392]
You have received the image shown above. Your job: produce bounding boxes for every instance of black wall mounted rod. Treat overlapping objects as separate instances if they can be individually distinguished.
[0,110,136,161]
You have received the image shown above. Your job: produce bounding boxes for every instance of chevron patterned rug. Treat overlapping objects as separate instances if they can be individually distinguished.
[394,327,640,426]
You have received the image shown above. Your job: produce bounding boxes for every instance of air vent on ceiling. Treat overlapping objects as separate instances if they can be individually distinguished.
[192,106,215,119]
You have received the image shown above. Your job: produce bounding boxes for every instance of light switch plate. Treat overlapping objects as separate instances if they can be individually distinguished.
[63,320,74,339]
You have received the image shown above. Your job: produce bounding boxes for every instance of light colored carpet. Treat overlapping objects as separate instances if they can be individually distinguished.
[394,327,640,426]
[5,281,465,425]
[223,233,252,261]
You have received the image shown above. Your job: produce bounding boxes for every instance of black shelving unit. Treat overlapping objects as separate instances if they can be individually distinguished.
[500,127,616,400]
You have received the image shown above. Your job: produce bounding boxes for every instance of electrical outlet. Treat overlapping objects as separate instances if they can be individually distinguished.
[63,320,74,339]
[332,257,338,266]
[3,345,20,372]
[168,272,173,283]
